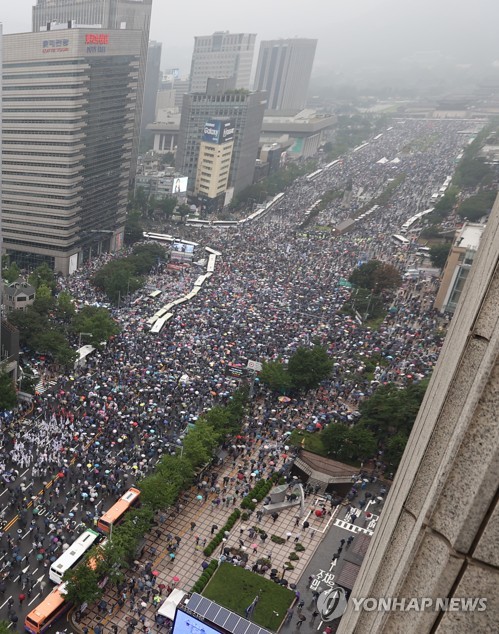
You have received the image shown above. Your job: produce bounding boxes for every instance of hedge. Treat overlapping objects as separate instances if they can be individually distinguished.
[203,509,241,556]
[191,560,218,594]
[240,477,277,510]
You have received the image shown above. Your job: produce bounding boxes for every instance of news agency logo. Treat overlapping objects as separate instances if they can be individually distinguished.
[317,586,348,621]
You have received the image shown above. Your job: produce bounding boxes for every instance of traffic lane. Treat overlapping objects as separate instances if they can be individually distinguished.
[0,443,163,627]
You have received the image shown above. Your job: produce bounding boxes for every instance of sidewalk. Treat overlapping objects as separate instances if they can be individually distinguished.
[78,456,349,633]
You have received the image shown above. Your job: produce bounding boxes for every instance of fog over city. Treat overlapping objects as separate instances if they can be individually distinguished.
[4,0,498,82]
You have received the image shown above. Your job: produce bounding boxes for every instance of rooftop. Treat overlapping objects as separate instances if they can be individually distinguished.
[455,222,486,250]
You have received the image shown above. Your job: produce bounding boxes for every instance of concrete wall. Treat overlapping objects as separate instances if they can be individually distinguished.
[338,193,499,633]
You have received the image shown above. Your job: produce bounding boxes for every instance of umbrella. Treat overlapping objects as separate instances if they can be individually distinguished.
[172,576,180,583]
[196,495,203,501]
[251,543,258,549]
[278,396,291,403]
[152,570,159,576]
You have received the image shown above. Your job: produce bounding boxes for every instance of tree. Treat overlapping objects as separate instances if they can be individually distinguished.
[349,260,402,293]
[28,262,56,291]
[288,346,333,391]
[32,283,54,315]
[181,423,218,469]
[384,433,409,469]
[71,306,120,347]
[429,243,451,270]
[157,195,177,220]
[0,370,17,410]
[125,212,144,245]
[2,261,20,284]
[56,291,76,321]
[259,360,292,392]
[0,621,14,634]
[359,382,428,439]
[176,203,191,223]
[63,561,102,606]
[35,329,76,367]
[322,423,376,463]
[457,190,496,222]
[139,476,181,511]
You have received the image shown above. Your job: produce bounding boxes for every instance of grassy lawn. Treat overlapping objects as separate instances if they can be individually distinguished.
[288,429,328,456]
[202,562,295,631]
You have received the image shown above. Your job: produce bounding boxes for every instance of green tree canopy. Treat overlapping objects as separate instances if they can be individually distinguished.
[125,211,144,246]
[181,423,218,469]
[28,262,56,291]
[322,423,377,463]
[457,190,496,222]
[157,195,177,219]
[0,621,14,634]
[63,561,103,606]
[288,346,333,391]
[349,260,402,292]
[429,243,451,269]
[0,370,17,410]
[2,261,20,284]
[56,291,76,321]
[359,382,428,438]
[32,283,54,315]
[176,203,191,223]
[71,306,120,348]
[259,360,293,392]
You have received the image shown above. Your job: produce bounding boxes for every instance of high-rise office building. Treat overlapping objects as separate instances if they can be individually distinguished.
[188,31,256,94]
[2,28,141,275]
[176,81,266,195]
[254,38,317,112]
[141,40,162,134]
[32,0,152,180]
[194,119,235,209]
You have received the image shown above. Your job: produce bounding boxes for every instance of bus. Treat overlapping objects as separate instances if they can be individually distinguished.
[25,583,70,633]
[149,289,162,299]
[49,528,100,584]
[97,487,141,535]
[391,234,410,247]
[150,313,173,334]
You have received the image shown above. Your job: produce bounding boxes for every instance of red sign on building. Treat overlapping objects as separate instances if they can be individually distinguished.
[85,34,109,45]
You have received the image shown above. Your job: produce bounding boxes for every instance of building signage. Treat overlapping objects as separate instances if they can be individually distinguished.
[42,38,70,54]
[86,33,109,53]
[202,119,235,145]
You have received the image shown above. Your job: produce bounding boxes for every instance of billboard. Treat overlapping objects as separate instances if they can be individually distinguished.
[202,119,235,145]
[172,177,188,194]
[173,609,223,634]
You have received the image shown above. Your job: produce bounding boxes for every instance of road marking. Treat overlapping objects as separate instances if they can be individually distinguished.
[20,469,30,478]
[28,592,40,606]
[0,597,12,609]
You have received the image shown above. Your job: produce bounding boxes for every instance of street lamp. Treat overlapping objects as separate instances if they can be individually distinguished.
[78,332,93,348]
[282,564,286,580]
[220,537,227,555]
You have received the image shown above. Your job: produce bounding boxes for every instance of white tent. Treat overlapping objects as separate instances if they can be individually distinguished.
[390,157,401,164]
[376,157,389,164]
[157,589,187,620]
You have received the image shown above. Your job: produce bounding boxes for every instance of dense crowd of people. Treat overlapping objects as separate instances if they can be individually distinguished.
[0,119,475,630]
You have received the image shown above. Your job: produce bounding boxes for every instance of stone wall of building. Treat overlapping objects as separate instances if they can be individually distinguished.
[338,194,499,633]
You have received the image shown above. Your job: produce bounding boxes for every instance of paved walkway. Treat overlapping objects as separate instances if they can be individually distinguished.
[76,458,366,633]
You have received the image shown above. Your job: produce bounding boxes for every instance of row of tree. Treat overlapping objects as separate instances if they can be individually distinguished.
[63,390,249,606]
[91,242,167,303]
[321,381,428,469]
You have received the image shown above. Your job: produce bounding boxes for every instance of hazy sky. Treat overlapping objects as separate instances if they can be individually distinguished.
[2,0,498,77]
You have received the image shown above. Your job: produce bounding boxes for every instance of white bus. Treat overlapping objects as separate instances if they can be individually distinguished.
[391,234,410,247]
[49,529,100,584]
[149,290,162,299]
[150,313,173,334]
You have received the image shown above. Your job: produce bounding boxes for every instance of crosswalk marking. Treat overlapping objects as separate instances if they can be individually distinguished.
[333,518,374,535]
